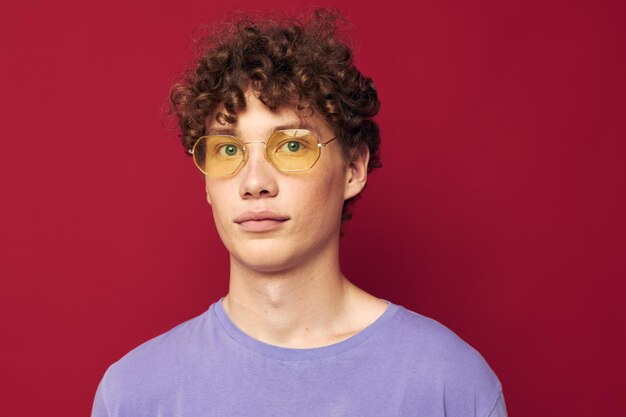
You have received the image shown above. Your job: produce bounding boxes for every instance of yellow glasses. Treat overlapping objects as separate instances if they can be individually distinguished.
[188,129,337,177]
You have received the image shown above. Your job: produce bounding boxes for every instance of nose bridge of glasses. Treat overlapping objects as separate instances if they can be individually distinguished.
[242,141,268,157]
[241,140,267,149]
[240,141,271,169]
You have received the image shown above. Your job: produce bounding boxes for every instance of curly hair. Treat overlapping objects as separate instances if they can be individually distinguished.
[168,8,381,222]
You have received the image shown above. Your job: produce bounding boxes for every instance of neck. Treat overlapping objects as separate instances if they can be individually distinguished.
[222,241,367,348]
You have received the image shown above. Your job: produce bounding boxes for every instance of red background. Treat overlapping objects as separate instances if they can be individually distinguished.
[1,0,625,416]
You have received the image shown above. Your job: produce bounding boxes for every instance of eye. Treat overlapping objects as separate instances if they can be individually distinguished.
[275,138,311,155]
[270,130,315,157]
[217,143,240,157]
[282,140,302,153]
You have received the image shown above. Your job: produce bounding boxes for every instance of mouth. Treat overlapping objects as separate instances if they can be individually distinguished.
[234,211,290,232]
[237,219,288,232]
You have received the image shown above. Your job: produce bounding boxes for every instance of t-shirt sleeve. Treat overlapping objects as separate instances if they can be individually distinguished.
[486,389,508,417]
[90,371,110,417]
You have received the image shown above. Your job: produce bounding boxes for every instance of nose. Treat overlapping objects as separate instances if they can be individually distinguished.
[238,142,279,200]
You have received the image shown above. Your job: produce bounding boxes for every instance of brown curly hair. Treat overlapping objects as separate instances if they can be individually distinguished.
[168,8,381,222]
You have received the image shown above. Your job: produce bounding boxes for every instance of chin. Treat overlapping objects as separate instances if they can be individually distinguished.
[229,240,308,274]
[235,255,300,274]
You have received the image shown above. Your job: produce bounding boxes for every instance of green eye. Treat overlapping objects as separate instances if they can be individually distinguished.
[219,144,239,156]
[277,140,307,154]
[286,141,301,152]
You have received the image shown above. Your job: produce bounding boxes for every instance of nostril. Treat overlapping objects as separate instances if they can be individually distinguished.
[242,188,274,199]
[250,189,270,196]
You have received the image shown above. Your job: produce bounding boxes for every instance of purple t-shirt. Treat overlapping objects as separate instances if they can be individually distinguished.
[92,298,507,416]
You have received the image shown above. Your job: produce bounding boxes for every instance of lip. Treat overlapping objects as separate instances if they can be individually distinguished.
[234,210,289,232]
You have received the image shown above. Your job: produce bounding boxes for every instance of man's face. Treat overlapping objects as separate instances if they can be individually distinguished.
[203,90,367,273]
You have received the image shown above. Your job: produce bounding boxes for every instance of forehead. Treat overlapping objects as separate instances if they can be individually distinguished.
[205,91,332,140]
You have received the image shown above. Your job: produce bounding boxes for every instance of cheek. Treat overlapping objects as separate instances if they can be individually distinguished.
[291,171,346,227]
[206,184,235,237]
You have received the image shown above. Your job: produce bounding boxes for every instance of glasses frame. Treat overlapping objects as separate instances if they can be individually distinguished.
[187,129,337,177]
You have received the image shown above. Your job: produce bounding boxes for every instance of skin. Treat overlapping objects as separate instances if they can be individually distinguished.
[204,89,389,349]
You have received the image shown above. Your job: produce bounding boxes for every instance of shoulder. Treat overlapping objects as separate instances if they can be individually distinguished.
[97,310,208,404]
[114,309,206,368]
[389,306,493,365]
[383,303,504,415]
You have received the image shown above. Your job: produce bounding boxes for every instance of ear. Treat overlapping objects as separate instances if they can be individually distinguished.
[344,145,369,200]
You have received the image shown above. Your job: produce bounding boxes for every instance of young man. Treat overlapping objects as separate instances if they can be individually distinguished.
[92,9,507,417]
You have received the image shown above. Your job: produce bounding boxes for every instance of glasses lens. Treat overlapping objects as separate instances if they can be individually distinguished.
[193,136,245,176]
[267,129,321,172]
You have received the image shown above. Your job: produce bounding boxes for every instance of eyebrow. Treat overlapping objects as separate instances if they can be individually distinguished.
[205,121,324,139]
